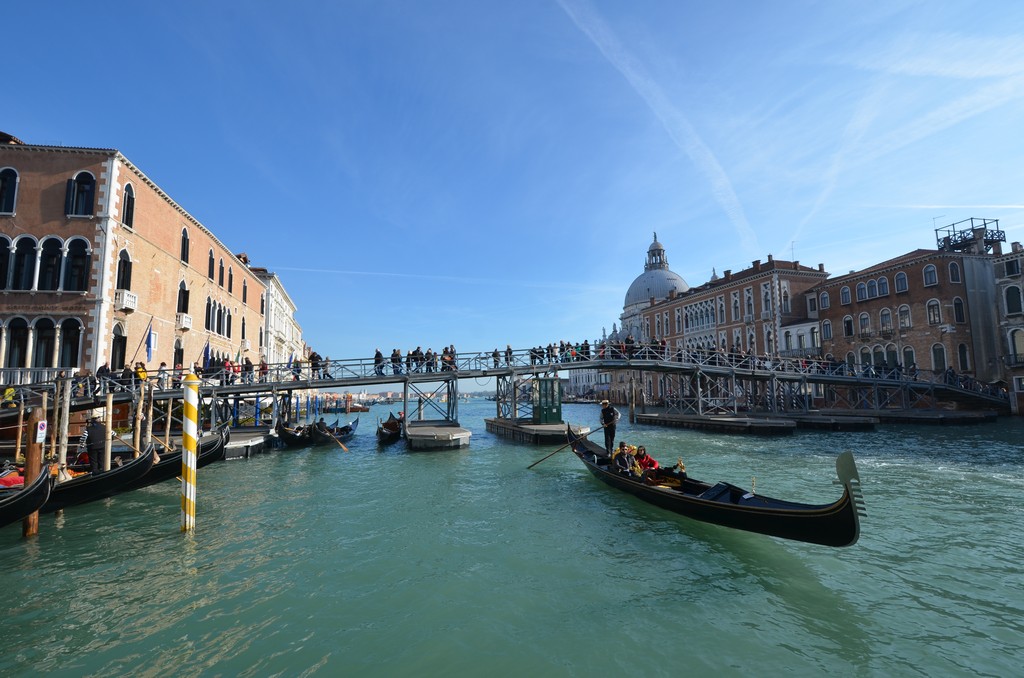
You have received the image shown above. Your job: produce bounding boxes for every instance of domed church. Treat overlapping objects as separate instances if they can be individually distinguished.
[617,234,689,343]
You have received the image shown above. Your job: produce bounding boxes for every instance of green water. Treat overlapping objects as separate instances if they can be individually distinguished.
[2,402,1022,677]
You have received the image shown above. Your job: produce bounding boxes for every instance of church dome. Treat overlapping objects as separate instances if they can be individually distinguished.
[623,233,688,312]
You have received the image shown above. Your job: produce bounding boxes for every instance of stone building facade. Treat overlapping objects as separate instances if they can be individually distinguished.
[0,134,271,382]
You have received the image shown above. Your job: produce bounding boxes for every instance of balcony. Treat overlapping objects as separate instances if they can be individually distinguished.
[858,331,874,340]
[743,314,754,324]
[761,311,772,320]
[114,289,138,312]
[176,313,193,331]
[243,338,251,350]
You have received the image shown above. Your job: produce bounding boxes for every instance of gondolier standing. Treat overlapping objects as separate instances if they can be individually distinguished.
[599,399,620,454]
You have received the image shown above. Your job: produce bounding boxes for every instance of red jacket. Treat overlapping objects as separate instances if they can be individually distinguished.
[636,453,659,470]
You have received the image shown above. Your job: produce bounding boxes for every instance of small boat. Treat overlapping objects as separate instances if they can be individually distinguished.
[275,421,312,449]
[376,412,404,444]
[0,466,52,529]
[310,417,359,446]
[41,445,157,514]
[117,426,229,493]
[565,428,864,547]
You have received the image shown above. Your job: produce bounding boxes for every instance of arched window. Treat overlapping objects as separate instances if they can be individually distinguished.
[115,250,132,290]
[858,312,870,334]
[957,343,969,371]
[228,267,233,294]
[1010,329,1024,359]
[867,280,877,298]
[218,259,225,287]
[819,291,830,309]
[242,280,248,305]
[65,171,96,216]
[241,317,247,341]
[4,318,29,368]
[856,282,867,300]
[822,320,833,340]
[898,305,912,329]
[923,264,938,286]
[38,238,63,291]
[0,235,10,290]
[927,300,941,325]
[208,250,215,279]
[843,316,854,337]
[111,323,127,371]
[260,293,266,315]
[64,238,90,291]
[177,281,190,314]
[11,237,37,290]
[180,228,190,263]
[205,297,213,330]
[949,262,962,283]
[953,297,965,323]
[903,346,916,371]
[122,183,136,228]
[59,318,82,368]
[810,326,819,347]
[259,327,264,349]
[879,308,892,331]
[895,272,908,293]
[0,167,18,213]
[931,343,946,372]
[781,290,790,313]
[878,277,889,296]
[1006,286,1022,315]
[841,286,851,304]
[783,331,792,350]
[32,318,56,368]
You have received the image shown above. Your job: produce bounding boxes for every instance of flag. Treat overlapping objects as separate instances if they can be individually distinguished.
[287,353,293,368]
[203,340,211,369]
[145,323,153,362]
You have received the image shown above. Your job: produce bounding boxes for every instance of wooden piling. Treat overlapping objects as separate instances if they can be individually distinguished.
[22,408,43,538]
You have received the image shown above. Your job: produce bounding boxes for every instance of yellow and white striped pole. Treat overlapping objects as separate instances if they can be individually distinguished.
[181,373,199,532]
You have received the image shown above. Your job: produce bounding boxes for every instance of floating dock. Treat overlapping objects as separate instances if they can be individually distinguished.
[484,418,590,445]
[405,422,472,450]
[223,428,273,459]
[635,413,797,435]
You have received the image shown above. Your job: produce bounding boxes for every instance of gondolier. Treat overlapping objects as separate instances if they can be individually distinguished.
[599,400,620,454]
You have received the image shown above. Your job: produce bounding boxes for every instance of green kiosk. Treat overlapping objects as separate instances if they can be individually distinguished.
[531,377,562,425]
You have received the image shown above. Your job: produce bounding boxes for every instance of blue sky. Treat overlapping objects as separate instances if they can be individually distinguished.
[7,1,1024,361]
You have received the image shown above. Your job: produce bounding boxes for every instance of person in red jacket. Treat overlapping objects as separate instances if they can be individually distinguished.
[635,446,659,471]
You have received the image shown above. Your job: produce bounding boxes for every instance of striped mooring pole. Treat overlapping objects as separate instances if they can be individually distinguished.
[181,373,199,532]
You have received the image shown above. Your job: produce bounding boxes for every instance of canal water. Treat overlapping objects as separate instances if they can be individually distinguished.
[2,401,1022,676]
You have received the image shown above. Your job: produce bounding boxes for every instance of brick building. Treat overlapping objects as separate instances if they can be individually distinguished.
[993,240,1024,413]
[0,133,270,382]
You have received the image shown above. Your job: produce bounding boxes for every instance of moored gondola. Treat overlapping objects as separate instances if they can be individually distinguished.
[0,466,52,529]
[275,421,312,449]
[41,445,157,514]
[310,417,359,446]
[117,426,229,493]
[565,427,865,547]
[376,412,403,444]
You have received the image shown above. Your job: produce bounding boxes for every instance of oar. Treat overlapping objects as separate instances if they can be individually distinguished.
[527,422,607,470]
[324,425,349,452]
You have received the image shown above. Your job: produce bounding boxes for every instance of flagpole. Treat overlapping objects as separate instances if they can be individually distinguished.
[129,315,155,363]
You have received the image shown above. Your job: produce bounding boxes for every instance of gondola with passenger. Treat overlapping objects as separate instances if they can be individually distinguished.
[310,416,359,446]
[564,427,865,547]
[376,412,403,445]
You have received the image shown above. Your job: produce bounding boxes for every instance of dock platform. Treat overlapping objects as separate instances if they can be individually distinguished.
[484,418,590,445]
[635,413,797,435]
[406,422,472,450]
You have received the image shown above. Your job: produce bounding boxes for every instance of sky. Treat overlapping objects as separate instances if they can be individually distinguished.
[7,0,1024,361]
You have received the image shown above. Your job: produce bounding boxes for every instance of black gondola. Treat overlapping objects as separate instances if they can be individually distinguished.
[310,417,359,446]
[117,427,229,493]
[0,466,52,529]
[41,445,157,514]
[565,427,865,547]
[376,412,403,444]
[276,421,312,449]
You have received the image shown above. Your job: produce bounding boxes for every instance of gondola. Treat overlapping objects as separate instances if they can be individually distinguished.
[116,426,229,493]
[376,412,403,444]
[309,417,359,446]
[40,444,157,514]
[565,427,865,547]
[0,466,52,529]
[276,421,312,449]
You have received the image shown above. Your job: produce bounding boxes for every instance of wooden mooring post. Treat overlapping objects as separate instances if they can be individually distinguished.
[22,407,43,538]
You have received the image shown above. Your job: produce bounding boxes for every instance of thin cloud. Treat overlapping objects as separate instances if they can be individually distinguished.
[557,0,761,257]
[272,266,620,293]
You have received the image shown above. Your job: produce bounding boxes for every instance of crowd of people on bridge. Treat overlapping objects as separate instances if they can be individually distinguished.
[374,345,459,376]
